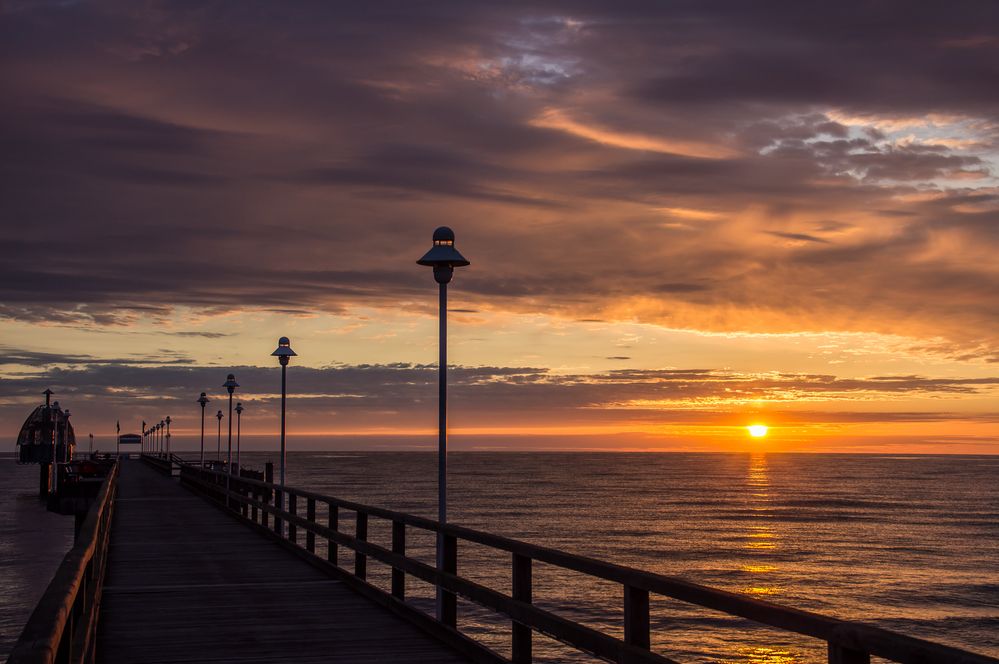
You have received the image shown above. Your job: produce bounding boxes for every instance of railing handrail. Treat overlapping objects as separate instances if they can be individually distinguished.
[9,462,119,664]
[179,463,999,664]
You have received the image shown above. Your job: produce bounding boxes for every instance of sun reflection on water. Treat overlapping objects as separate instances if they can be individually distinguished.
[726,645,802,663]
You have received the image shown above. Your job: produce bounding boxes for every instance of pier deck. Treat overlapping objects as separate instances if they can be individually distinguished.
[95,461,468,663]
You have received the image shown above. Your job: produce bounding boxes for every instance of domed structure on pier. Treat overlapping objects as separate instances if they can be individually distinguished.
[16,400,75,464]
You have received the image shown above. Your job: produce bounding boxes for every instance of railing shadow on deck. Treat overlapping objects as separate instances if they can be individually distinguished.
[8,463,119,664]
[176,462,999,664]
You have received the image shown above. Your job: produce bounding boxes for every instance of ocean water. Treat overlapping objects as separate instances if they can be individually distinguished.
[0,454,75,659]
[2,452,997,662]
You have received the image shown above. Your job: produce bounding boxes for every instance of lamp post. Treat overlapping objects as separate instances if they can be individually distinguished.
[216,410,223,463]
[159,420,165,456]
[271,337,297,495]
[63,409,71,462]
[223,374,238,477]
[197,393,209,468]
[416,226,469,622]
[165,416,171,457]
[234,403,243,470]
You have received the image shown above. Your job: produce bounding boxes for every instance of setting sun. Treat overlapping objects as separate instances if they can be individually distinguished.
[748,424,769,438]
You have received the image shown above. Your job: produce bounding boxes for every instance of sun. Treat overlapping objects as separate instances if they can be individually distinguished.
[747,424,769,438]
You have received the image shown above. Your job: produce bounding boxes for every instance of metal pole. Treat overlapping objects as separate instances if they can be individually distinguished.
[217,415,221,461]
[280,363,287,488]
[436,280,447,621]
[227,393,233,474]
[200,404,206,468]
[236,409,241,469]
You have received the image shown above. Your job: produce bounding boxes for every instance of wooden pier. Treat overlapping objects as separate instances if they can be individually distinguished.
[96,461,467,663]
[9,456,999,664]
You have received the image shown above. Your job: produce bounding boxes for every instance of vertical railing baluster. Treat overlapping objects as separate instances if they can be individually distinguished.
[828,644,870,664]
[288,494,298,544]
[391,520,406,600]
[355,511,368,580]
[273,488,282,535]
[328,503,339,565]
[306,497,316,553]
[264,463,274,530]
[240,475,248,518]
[441,533,457,628]
[251,483,259,524]
[512,553,533,663]
[624,585,650,652]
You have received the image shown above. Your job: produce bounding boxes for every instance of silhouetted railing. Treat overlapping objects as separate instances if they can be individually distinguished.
[177,463,998,664]
[8,463,119,664]
[139,453,172,475]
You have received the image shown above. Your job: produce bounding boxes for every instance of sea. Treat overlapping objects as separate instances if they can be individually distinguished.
[2,452,997,663]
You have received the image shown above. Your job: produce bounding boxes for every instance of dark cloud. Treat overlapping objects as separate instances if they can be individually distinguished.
[765,231,830,244]
[3,361,996,437]
[0,0,997,357]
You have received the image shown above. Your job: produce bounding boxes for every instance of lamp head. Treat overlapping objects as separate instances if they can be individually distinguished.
[271,336,297,366]
[417,226,470,284]
[216,410,223,420]
[197,392,209,407]
[235,402,243,415]
[165,416,171,425]
[64,409,71,418]
[223,373,239,394]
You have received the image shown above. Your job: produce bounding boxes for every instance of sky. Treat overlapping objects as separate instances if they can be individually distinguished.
[1,1,998,453]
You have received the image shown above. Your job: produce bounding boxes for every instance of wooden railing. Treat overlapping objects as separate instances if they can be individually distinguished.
[139,453,172,475]
[178,464,998,664]
[8,463,119,664]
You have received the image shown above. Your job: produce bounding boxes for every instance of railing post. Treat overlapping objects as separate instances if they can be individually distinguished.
[273,488,282,536]
[328,503,338,565]
[251,479,259,524]
[288,494,298,544]
[441,533,457,628]
[512,553,533,663]
[391,520,406,600]
[355,511,368,580]
[828,644,870,664]
[624,585,650,651]
[306,497,316,553]
[240,474,249,518]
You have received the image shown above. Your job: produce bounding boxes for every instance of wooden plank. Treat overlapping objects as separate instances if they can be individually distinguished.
[511,553,532,664]
[327,503,338,566]
[306,497,316,553]
[829,643,871,664]
[355,511,368,580]
[392,520,406,600]
[624,585,651,650]
[96,461,470,663]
